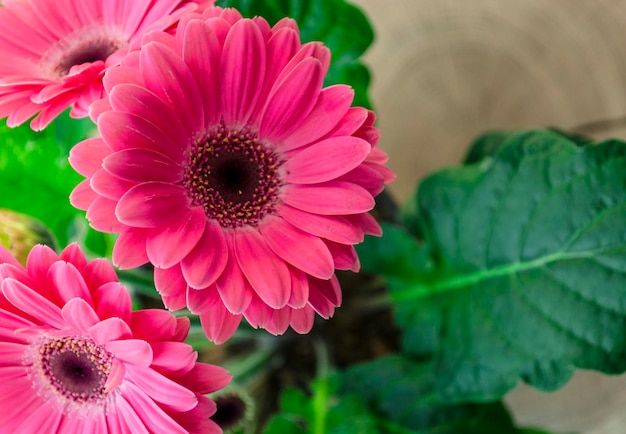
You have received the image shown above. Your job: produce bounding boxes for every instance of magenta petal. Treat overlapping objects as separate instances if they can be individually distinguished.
[89,317,132,345]
[233,229,291,309]
[281,85,354,151]
[116,182,189,228]
[259,58,322,143]
[140,42,203,134]
[150,341,196,375]
[90,169,134,200]
[113,228,150,269]
[180,220,228,289]
[282,181,375,215]
[103,148,182,184]
[199,304,242,344]
[278,204,364,245]
[326,241,360,272]
[154,265,186,297]
[87,196,125,233]
[260,216,334,280]
[186,285,220,314]
[104,358,125,393]
[121,382,189,434]
[177,363,232,395]
[2,278,65,329]
[69,137,111,177]
[285,136,371,184]
[290,306,315,334]
[215,245,253,314]
[61,298,99,334]
[106,339,153,366]
[324,106,369,138]
[220,19,266,125]
[70,178,98,210]
[130,309,176,342]
[287,266,309,309]
[146,208,206,269]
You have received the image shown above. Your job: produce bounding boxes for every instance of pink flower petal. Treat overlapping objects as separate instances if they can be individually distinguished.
[287,266,309,309]
[290,306,315,334]
[146,207,206,269]
[103,148,182,184]
[282,181,375,215]
[324,106,369,138]
[113,228,150,269]
[104,358,126,393]
[338,164,386,196]
[186,285,220,315]
[242,295,272,329]
[281,85,354,151]
[154,264,186,297]
[140,41,203,135]
[310,274,342,306]
[61,298,99,333]
[265,307,291,336]
[177,363,232,395]
[278,204,365,244]
[60,243,88,269]
[180,220,228,289]
[70,178,98,210]
[2,278,65,329]
[87,196,126,233]
[120,381,189,433]
[215,245,253,314]
[260,216,334,280]
[259,58,322,143]
[150,341,196,375]
[199,304,242,345]
[106,339,153,366]
[89,317,132,345]
[116,182,190,228]
[25,244,58,283]
[326,241,360,272]
[69,137,111,177]
[233,229,291,309]
[130,309,177,342]
[285,136,371,184]
[220,19,266,126]
[90,169,135,201]
[48,261,92,305]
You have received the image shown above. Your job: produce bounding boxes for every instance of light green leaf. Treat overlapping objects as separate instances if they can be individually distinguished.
[216,0,374,108]
[389,129,626,401]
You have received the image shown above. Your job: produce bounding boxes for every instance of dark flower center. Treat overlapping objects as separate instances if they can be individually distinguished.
[212,394,249,430]
[54,37,123,76]
[39,336,112,404]
[183,123,283,228]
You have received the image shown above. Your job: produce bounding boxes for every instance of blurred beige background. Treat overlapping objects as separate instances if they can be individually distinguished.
[350,0,626,433]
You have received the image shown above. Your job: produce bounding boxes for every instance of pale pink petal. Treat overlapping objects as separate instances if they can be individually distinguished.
[70,178,98,210]
[48,261,92,305]
[2,278,65,328]
[106,339,153,366]
[61,298,99,333]
[104,358,126,394]
[282,181,375,215]
[68,137,111,177]
[116,182,190,228]
[233,229,291,309]
[120,382,188,433]
[146,207,206,269]
[260,216,334,280]
[89,317,132,344]
[180,220,228,289]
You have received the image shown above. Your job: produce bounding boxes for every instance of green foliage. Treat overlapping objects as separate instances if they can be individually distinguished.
[217,0,374,108]
[360,129,626,401]
[0,116,88,247]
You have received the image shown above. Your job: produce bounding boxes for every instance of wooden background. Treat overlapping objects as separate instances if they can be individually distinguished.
[350,1,626,432]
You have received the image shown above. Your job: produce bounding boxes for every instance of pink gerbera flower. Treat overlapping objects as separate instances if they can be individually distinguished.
[0,243,231,432]
[69,7,395,344]
[0,0,208,130]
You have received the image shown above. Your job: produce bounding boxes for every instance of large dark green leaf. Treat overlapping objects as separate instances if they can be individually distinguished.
[342,355,545,434]
[217,0,374,108]
[364,129,626,401]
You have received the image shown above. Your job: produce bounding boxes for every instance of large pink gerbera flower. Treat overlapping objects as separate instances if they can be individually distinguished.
[70,7,395,344]
[0,0,209,130]
[0,243,230,432]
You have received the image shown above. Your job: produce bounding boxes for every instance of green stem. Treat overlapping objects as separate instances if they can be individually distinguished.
[312,340,330,434]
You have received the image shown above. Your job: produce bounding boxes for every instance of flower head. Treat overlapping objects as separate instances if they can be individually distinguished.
[0,0,207,130]
[0,242,230,432]
[70,6,395,344]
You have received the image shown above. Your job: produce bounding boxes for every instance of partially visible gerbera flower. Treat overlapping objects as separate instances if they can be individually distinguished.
[0,242,231,432]
[70,6,395,344]
[0,0,207,130]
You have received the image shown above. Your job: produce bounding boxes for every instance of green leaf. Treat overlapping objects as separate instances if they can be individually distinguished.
[390,129,626,400]
[341,355,554,434]
[0,117,89,247]
[216,0,374,108]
